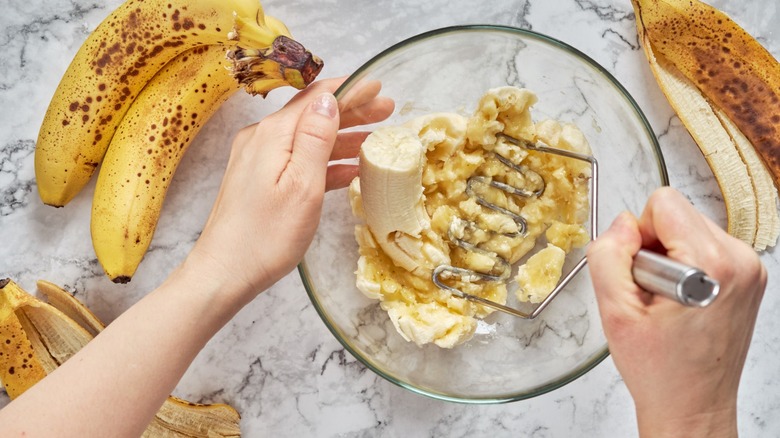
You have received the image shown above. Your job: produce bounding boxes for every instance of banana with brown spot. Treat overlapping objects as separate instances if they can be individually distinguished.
[91,46,238,283]
[632,0,780,249]
[35,0,323,207]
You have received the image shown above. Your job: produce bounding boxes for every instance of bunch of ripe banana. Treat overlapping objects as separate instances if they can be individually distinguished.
[35,0,323,282]
[631,0,780,251]
[0,278,241,436]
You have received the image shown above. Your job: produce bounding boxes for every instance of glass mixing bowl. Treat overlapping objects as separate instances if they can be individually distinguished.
[299,25,667,403]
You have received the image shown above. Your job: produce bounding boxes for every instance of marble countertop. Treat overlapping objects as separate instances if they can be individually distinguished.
[1,0,778,436]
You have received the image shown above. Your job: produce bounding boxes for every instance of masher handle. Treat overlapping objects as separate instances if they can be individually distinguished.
[631,249,720,307]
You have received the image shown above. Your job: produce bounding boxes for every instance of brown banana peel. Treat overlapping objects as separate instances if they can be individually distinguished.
[0,279,49,397]
[632,0,780,250]
[0,279,241,437]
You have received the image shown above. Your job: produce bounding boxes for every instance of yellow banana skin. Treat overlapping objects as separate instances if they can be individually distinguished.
[0,279,49,398]
[632,0,780,250]
[35,0,323,207]
[632,0,780,187]
[91,46,239,283]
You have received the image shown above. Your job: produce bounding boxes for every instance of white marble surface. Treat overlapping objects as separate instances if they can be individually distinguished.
[1,0,778,436]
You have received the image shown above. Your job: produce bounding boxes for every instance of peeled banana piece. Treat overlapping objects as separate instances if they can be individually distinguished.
[358,126,450,275]
[632,0,780,250]
[0,279,241,436]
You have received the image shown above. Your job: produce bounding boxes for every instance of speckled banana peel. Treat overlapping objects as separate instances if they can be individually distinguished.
[35,0,323,207]
[632,0,780,250]
[90,46,239,283]
[0,279,242,437]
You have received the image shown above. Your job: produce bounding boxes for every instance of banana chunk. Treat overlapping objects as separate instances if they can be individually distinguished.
[384,301,477,349]
[358,126,450,275]
[514,244,566,303]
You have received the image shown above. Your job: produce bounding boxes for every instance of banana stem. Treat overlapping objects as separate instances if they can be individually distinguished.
[227,35,323,95]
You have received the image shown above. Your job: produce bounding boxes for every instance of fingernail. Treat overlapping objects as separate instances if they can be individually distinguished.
[312,93,337,118]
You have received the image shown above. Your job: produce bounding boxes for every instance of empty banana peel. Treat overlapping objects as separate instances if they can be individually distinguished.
[0,279,49,397]
[632,0,780,250]
[36,280,105,337]
[0,279,241,437]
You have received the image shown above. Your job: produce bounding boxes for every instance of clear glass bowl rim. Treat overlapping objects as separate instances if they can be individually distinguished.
[299,24,668,404]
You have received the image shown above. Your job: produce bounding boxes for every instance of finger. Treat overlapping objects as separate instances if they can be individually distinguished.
[340,97,395,129]
[278,78,392,129]
[286,92,341,190]
[248,78,346,149]
[693,202,764,294]
[330,132,369,161]
[587,211,647,307]
[698,212,733,242]
[325,164,359,191]
[637,187,719,269]
[338,79,383,113]
[284,77,348,109]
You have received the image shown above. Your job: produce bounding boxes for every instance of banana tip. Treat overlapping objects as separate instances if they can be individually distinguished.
[112,276,131,284]
[0,278,10,288]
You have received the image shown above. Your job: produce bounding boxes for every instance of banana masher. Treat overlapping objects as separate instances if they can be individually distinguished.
[431,133,720,319]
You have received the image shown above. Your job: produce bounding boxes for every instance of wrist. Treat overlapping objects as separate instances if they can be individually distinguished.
[169,249,261,316]
[636,404,738,438]
[184,242,271,305]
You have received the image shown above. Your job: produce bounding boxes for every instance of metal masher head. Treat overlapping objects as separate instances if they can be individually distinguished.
[431,133,598,319]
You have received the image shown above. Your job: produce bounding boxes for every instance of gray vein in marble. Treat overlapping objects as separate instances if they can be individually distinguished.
[235,357,269,399]
[51,257,104,287]
[549,313,588,346]
[320,348,368,379]
[573,0,634,23]
[554,395,578,428]
[0,139,34,216]
[510,0,533,31]
[589,370,629,426]
[566,77,595,120]
[0,1,103,90]
[195,387,227,405]
[503,40,527,88]
[601,27,639,51]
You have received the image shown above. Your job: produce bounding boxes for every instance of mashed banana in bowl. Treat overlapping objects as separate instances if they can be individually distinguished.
[349,86,592,348]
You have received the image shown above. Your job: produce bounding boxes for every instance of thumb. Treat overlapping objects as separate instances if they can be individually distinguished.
[587,211,644,307]
[288,93,340,187]
[638,187,719,269]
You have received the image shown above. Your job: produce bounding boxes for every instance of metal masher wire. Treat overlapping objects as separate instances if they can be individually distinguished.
[432,133,597,319]
[431,133,719,319]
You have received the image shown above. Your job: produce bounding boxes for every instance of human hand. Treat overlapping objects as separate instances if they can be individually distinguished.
[185,77,394,302]
[586,187,766,437]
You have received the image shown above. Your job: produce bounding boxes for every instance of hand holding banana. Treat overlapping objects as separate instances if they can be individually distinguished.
[187,78,394,301]
[2,78,393,437]
[35,0,324,282]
